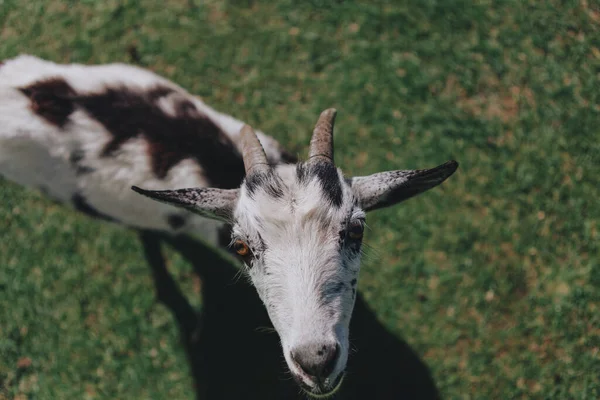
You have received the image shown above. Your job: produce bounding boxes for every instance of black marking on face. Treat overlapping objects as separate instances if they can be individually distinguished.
[297,162,343,207]
[72,193,116,222]
[323,281,346,301]
[256,232,267,253]
[347,242,362,255]
[314,162,343,207]
[344,220,364,255]
[245,173,263,196]
[166,214,186,230]
[341,222,364,255]
[338,229,346,244]
[340,259,348,270]
[350,279,357,287]
[244,171,283,199]
[19,78,76,127]
[296,163,308,183]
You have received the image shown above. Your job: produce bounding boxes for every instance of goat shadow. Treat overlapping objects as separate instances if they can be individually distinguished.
[140,231,441,400]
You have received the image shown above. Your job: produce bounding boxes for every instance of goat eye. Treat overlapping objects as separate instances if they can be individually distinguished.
[233,240,250,256]
[348,222,364,240]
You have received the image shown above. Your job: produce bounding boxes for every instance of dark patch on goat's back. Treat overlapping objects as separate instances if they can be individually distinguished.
[245,171,283,198]
[167,214,186,230]
[70,85,245,188]
[19,78,76,127]
[297,162,342,206]
[72,193,116,222]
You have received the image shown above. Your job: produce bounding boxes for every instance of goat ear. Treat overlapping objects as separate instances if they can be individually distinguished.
[350,160,458,212]
[131,186,239,222]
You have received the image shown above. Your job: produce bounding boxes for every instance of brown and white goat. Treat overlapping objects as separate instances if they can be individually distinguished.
[0,55,458,398]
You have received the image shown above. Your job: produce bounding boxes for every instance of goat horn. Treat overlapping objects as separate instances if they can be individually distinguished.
[240,124,269,174]
[308,108,337,164]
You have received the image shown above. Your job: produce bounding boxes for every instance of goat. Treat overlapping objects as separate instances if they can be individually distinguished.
[134,116,458,396]
[0,55,458,398]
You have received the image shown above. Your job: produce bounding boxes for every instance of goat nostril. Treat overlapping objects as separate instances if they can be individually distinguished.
[291,343,340,379]
[321,343,339,378]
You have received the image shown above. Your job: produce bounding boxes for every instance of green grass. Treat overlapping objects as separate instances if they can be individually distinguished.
[1,0,600,398]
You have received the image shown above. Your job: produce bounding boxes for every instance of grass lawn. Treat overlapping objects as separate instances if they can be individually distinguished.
[1,0,599,398]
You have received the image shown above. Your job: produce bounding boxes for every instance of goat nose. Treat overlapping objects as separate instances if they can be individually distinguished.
[291,342,339,379]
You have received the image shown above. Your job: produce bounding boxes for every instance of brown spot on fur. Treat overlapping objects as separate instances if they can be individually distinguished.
[18,78,290,187]
[19,78,76,127]
[75,86,246,187]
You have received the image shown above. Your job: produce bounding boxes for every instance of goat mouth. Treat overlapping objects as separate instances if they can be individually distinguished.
[301,372,345,399]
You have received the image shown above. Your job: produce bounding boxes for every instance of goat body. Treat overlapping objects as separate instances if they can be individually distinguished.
[0,55,294,244]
